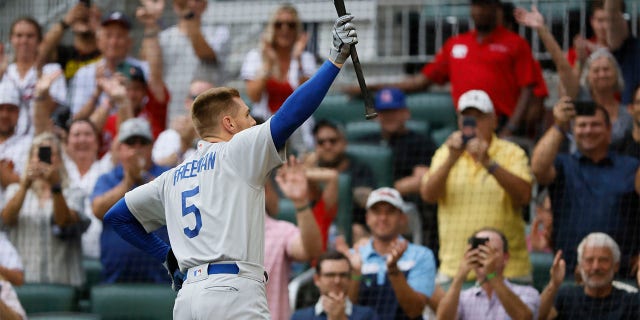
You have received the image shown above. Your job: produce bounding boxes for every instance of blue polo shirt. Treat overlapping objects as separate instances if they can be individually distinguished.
[356,237,436,320]
[549,152,640,278]
[91,163,171,283]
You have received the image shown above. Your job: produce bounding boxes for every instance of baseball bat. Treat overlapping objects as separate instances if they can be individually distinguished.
[333,0,377,120]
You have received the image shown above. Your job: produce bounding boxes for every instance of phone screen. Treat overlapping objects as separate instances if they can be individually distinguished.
[38,146,52,164]
[468,236,489,249]
[461,116,477,144]
[573,101,597,116]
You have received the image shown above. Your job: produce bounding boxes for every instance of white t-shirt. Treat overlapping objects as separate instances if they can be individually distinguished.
[159,25,230,124]
[125,119,285,270]
[151,129,195,164]
[2,63,67,136]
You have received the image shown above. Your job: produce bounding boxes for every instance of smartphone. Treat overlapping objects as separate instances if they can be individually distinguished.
[468,236,489,249]
[461,116,477,145]
[38,146,52,164]
[573,101,597,116]
[79,0,91,6]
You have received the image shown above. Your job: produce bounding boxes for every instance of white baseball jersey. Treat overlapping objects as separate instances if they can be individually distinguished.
[125,119,285,271]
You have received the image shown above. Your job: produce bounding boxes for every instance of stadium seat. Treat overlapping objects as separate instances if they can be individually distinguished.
[29,312,101,320]
[530,251,554,292]
[335,174,353,244]
[15,284,78,314]
[313,94,367,124]
[90,284,176,320]
[345,120,430,142]
[406,92,457,145]
[78,257,103,311]
[276,198,296,224]
[346,144,393,188]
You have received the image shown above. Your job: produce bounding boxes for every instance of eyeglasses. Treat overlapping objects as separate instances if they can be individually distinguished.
[274,21,296,30]
[316,137,339,146]
[320,272,350,279]
[123,136,151,146]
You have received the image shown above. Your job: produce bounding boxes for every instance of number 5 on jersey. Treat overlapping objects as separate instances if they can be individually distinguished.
[181,186,202,238]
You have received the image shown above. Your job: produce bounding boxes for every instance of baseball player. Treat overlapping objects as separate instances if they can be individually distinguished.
[103,15,358,319]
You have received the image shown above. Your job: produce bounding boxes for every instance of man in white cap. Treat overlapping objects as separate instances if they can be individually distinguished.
[420,89,533,286]
[0,80,33,209]
[342,187,437,319]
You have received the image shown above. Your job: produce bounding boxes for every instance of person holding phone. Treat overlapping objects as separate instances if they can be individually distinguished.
[0,132,89,286]
[437,228,540,320]
[531,97,640,280]
[421,90,533,286]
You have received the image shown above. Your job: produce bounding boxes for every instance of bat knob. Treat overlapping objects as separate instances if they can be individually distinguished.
[365,112,378,120]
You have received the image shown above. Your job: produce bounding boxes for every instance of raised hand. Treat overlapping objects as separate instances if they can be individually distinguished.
[99,77,127,104]
[514,5,545,29]
[330,14,358,65]
[275,155,309,204]
[335,236,362,272]
[322,291,347,319]
[553,96,576,128]
[550,250,566,288]
[465,137,489,165]
[444,131,464,161]
[386,238,408,270]
[292,32,309,60]
[34,70,63,99]
[63,2,90,26]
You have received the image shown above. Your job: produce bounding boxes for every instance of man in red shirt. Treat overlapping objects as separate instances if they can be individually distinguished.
[371,0,538,137]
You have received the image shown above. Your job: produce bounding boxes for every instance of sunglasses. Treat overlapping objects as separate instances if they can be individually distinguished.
[316,137,339,146]
[123,136,151,146]
[274,21,296,30]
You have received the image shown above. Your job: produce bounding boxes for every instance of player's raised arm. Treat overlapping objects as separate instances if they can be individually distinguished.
[269,15,358,149]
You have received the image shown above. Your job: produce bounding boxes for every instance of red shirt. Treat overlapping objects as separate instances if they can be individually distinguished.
[101,86,169,156]
[566,36,598,66]
[312,198,337,251]
[422,26,537,117]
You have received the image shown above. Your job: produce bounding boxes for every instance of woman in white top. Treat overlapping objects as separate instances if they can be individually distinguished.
[1,132,88,286]
[241,4,317,154]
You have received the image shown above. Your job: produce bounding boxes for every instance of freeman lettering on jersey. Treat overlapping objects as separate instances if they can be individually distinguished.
[173,152,216,185]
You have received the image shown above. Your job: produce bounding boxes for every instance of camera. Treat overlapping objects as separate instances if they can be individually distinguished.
[468,236,489,249]
[461,116,476,145]
[573,101,597,116]
[38,146,52,164]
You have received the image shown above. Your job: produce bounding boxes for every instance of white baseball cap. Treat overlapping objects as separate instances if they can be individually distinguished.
[366,187,405,212]
[118,118,153,143]
[0,80,20,108]
[458,90,494,114]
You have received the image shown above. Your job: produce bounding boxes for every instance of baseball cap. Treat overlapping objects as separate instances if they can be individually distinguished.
[118,118,153,143]
[0,80,20,108]
[117,62,146,84]
[101,11,131,29]
[374,87,406,111]
[457,90,494,114]
[366,187,405,212]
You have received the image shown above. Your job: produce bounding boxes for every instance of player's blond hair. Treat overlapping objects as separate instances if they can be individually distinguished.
[191,87,242,138]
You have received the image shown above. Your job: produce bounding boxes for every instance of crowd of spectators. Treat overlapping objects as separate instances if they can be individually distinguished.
[0,0,640,319]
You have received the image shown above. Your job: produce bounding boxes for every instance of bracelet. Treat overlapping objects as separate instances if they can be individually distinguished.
[295,203,311,213]
[51,184,62,194]
[486,160,499,175]
[485,272,497,281]
[59,19,70,30]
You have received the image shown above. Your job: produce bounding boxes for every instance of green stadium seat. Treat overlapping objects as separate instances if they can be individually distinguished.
[90,284,176,320]
[530,251,554,292]
[78,257,103,312]
[15,284,78,314]
[405,92,457,146]
[335,174,353,244]
[345,120,430,142]
[313,94,367,124]
[346,144,393,188]
[29,312,101,320]
[277,198,296,224]
[431,126,456,146]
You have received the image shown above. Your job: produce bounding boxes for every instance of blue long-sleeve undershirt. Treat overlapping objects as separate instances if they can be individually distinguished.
[103,198,170,263]
[270,61,340,149]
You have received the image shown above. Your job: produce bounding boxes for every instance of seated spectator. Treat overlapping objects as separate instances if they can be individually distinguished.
[304,119,375,243]
[84,5,169,156]
[265,155,323,319]
[421,90,532,284]
[0,278,26,320]
[613,85,640,158]
[2,17,67,136]
[64,119,112,259]
[515,7,632,146]
[341,187,437,319]
[91,118,170,283]
[0,231,24,286]
[37,1,101,82]
[538,233,640,319]
[152,80,214,167]
[241,3,316,154]
[291,250,379,320]
[158,0,229,123]
[436,228,540,320]
[0,132,89,286]
[531,98,640,279]
[354,88,437,248]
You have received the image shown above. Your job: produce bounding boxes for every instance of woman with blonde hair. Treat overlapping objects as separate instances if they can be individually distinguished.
[1,132,88,286]
[241,3,317,154]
